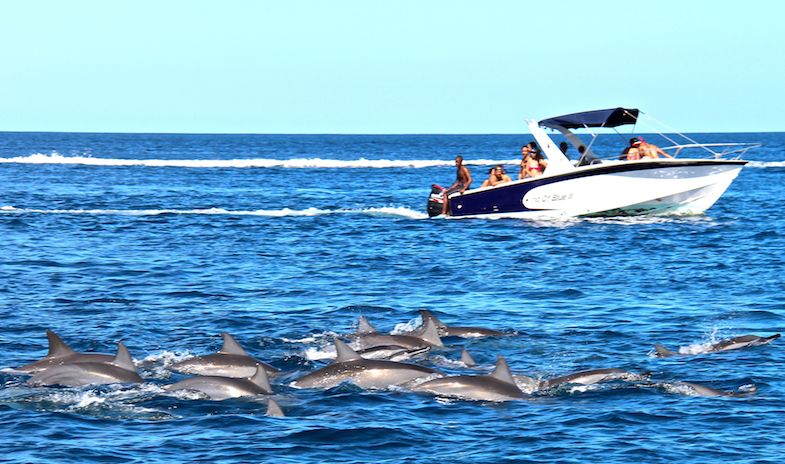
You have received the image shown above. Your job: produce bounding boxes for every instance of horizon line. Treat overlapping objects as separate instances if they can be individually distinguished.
[1,129,783,136]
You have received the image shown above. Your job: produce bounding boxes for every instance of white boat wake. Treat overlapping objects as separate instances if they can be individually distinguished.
[0,205,429,220]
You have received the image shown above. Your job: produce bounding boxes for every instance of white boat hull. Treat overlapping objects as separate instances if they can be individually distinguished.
[443,160,745,219]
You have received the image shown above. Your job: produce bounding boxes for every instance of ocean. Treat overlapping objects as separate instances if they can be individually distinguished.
[1,131,783,463]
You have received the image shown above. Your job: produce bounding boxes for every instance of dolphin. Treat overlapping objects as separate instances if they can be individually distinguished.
[354,317,443,351]
[418,310,507,338]
[169,332,278,377]
[291,339,441,390]
[654,334,780,358]
[663,381,757,398]
[266,398,285,417]
[16,330,115,373]
[412,355,527,402]
[543,368,650,389]
[356,345,430,361]
[165,364,273,400]
[28,342,143,387]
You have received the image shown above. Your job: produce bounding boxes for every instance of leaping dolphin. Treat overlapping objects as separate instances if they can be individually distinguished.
[28,342,143,387]
[418,310,507,338]
[542,368,650,389]
[354,317,443,351]
[169,333,279,377]
[412,355,527,402]
[16,330,115,373]
[165,364,273,400]
[291,339,441,390]
[654,334,780,358]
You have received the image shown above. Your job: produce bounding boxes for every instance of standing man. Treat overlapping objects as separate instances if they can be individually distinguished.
[441,155,472,215]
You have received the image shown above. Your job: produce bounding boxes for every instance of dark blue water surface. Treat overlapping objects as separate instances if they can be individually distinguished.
[1,132,784,463]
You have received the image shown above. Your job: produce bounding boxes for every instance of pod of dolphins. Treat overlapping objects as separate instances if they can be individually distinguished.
[11,310,781,414]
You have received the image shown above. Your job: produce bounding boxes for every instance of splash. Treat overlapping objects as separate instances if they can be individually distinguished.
[746,160,785,168]
[0,152,517,169]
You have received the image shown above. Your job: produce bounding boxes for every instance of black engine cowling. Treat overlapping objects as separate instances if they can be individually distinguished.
[427,184,446,217]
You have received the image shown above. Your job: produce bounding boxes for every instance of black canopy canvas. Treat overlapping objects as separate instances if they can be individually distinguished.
[539,108,639,129]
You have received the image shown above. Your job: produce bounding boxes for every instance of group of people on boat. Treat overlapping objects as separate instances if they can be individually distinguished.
[439,137,674,214]
[620,137,672,161]
[478,142,548,189]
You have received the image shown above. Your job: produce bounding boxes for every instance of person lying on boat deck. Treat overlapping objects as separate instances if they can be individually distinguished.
[521,150,547,178]
[480,165,512,187]
[441,155,472,215]
[638,137,673,159]
[620,137,642,160]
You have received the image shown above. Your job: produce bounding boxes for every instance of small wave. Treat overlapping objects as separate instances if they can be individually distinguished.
[747,160,785,168]
[0,205,428,220]
[0,153,517,169]
[302,345,337,361]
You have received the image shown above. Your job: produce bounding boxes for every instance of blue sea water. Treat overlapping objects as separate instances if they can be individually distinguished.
[0,131,784,463]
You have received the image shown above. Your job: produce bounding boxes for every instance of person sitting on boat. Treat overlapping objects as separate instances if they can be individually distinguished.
[441,155,472,215]
[620,137,642,160]
[559,142,570,159]
[522,151,547,178]
[576,145,599,166]
[489,165,511,186]
[638,137,673,159]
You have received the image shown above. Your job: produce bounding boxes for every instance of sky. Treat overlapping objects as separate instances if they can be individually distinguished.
[1,0,784,134]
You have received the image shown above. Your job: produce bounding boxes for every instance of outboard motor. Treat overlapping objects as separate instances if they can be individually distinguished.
[427,184,446,217]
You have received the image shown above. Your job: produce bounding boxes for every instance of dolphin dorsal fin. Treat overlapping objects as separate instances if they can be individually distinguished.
[219,333,249,356]
[419,309,445,329]
[250,365,273,394]
[488,355,517,386]
[357,316,377,335]
[334,338,362,363]
[653,344,674,358]
[266,398,285,417]
[460,349,476,367]
[417,318,444,347]
[46,330,75,358]
[112,342,137,372]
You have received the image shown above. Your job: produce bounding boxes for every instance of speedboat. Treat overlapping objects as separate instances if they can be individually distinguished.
[427,108,758,218]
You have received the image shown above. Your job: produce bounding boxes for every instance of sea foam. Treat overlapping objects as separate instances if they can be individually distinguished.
[0,153,516,169]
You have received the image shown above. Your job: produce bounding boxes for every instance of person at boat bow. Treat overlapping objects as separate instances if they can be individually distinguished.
[621,137,642,160]
[638,137,673,159]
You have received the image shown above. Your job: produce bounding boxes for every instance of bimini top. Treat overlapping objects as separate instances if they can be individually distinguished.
[539,107,639,129]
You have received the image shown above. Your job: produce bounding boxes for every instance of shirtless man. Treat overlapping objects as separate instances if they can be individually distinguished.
[638,138,673,159]
[489,165,511,186]
[442,155,472,215]
[620,137,642,161]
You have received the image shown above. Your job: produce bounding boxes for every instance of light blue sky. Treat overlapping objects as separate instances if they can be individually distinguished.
[2,1,783,133]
